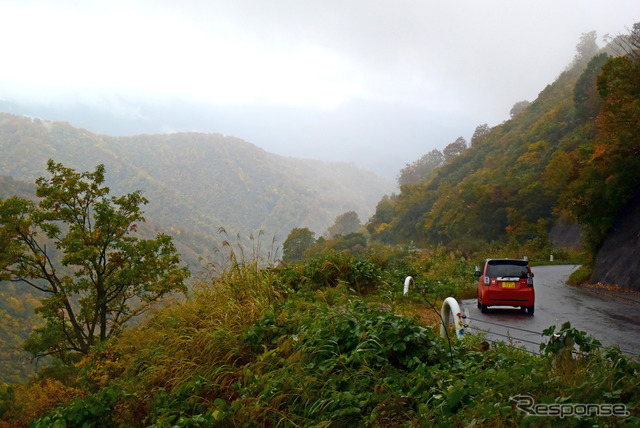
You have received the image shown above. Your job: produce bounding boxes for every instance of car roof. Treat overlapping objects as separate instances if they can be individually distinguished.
[485,258,529,263]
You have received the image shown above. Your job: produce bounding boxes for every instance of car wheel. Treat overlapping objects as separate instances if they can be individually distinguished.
[481,304,488,313]
[526,306,534,316]
[477,299,481,309]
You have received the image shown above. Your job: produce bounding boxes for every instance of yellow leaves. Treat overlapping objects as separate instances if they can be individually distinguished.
[3,379,82,424]
[516,151,538,165]
[516,140,550,167]
[375,223,390,234]
[286,348,305,366]
[269,393,291,410]
[592,143,607,159]
[76,347,126,388]
[5,296,25,315]
[543,150,575,192]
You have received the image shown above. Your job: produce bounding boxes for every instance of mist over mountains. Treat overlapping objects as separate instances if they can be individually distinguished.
[0,97,463,181]
[0,112,394,268]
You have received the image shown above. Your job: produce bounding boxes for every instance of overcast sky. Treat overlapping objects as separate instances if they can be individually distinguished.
[1,0,639,180]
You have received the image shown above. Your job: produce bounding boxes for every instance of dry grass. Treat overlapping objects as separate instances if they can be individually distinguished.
[396,301,442,326]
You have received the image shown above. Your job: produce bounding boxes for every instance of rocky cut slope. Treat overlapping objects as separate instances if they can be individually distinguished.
[590,192,640,292]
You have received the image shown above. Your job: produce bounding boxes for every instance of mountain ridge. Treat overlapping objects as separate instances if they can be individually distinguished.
[0,112,394,260]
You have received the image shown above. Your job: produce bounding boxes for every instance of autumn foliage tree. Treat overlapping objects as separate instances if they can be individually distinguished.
[568,53,640,252]
[443,137,468,161]
[0,160,190,362]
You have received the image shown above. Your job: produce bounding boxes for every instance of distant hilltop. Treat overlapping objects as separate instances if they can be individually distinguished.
[0,112,394,268]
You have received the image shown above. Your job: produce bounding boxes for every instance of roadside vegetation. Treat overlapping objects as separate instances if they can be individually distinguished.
[2,23,640,427]
[1,237,637,426]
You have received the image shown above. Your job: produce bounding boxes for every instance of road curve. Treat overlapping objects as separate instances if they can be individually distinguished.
[460,265,640,356]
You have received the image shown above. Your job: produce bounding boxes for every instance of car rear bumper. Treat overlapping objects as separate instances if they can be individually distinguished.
[481,288,534,307]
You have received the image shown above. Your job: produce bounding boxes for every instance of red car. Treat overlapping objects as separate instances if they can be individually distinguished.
[475,258,535,315]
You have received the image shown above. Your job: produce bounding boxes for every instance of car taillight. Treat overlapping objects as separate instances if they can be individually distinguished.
[484,276,490,286]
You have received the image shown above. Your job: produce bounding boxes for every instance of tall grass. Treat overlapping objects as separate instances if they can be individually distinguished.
[199,228,285,307]
[10,245,638,427]
[56,229,290,425]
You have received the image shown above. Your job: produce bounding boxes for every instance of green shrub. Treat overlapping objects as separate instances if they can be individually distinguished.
[18,249,640,427]
[567,264,592,285]
[282,251,383,294]
[233,298,450,426]
[32,386,122,427]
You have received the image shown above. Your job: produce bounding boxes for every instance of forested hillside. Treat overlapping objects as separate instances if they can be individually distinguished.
[367,29,640,289]
[368,59,590,249]
[0,119,392,383]
[2,24,640,427]
[0,114,393,261]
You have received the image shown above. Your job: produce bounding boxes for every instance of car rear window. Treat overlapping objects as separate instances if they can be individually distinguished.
[486,260,529,278]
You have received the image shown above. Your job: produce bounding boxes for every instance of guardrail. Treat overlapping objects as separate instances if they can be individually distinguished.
[464,314,545,354]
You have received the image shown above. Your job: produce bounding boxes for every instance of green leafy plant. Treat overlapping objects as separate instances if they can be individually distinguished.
[0,161,190,363]
[6,250,640,427]
[32,386,123,427]
[540,321,602,357]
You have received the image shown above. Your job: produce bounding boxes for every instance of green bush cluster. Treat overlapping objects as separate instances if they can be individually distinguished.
[280,251,385,295]
[8,250,633,427]
[28,296,640,427]
[231,298,450,426]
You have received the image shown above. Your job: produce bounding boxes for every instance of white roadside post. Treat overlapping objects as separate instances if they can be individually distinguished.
[403,276,414,295]
[440,297,465,339]
[402,277,465,339]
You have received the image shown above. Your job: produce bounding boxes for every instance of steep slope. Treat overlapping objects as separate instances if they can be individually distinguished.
[102,132,391,237]
[0,113,393,244]
[0,114,394,383]
[367,48,640,290]
[367,63,589,249]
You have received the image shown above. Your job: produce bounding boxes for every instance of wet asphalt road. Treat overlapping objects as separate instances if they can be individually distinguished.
[460,265,640,356]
